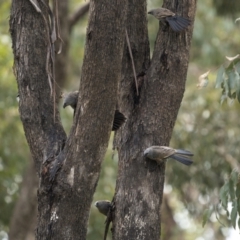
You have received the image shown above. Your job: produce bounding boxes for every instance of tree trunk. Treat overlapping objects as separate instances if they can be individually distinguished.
[9,161,38,240]
[9,1,72,238]
[10,0,196,239]
[113,0,196,239]
[10,0,67,174]
[10,0,128,239]
[161,194,184,240]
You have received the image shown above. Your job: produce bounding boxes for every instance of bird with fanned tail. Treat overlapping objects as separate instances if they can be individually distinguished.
[144,146,193,166]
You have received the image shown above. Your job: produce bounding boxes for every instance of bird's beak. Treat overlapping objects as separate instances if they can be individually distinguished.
[148,11,152,15]
[63,103,67,108]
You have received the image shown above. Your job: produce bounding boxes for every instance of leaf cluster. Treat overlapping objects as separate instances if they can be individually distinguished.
[215,56,240,104]
[219,170,240,229]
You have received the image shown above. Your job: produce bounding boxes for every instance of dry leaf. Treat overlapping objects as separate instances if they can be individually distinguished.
[197,70,210,89]
[235,18,240,23]
[226,54,240,61]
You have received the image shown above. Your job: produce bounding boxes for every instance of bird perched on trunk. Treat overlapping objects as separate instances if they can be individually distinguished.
[95,200,113,240]
[144,146,193,166]
[95,200,111,216]
[148,7,191,32]
[63,91,126,131]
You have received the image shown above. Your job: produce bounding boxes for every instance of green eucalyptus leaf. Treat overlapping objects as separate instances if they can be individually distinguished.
[223,78,229,96]
[230,200,238,229]
[215,65,225,88]
[219,182,229,210]
[231,170,239,185]
[235,61,240,73]
[236,183,240,199]
[235,69,240,102]
[229,178,235,202]
[227,70,237,90]
[202,208,213,227]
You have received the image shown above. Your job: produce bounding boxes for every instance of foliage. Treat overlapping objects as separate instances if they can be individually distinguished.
[202,170,240,230]
[213,0,240,17]
[192,1,240,232]
[219,170,240,229]
[197,55,240,104]
[169,62,240,236]
[215,56,240,104]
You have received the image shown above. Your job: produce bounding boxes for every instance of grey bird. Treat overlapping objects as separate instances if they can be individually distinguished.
[148,7,191,32]
[95,200,111,216]
[144,146,193,166]
[95,200,113,240]
[63,91,126,131]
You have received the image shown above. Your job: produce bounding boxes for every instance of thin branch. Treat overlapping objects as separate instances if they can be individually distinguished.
[69,2,90,31]
[125,29,139,96]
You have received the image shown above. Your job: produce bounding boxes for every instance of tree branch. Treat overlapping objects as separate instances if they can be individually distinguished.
[68,2,90,32]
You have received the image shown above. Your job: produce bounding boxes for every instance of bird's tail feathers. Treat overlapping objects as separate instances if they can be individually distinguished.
[166,16,190,32]
[112,110,126,131]
[171,154,193,166]
[175,149,194,156]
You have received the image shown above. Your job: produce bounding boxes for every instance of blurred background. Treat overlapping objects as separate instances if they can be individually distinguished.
[0,0,240,239]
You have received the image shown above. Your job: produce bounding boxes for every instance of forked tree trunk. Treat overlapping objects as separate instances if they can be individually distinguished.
[10,0,196,239]
[10,0,127,239]
[9,2,91,237]
[113,0,196,239]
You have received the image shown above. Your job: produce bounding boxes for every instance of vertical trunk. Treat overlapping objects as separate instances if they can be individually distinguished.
[9,1,71,238]
[113,0,196,239]
[36,1,128,239]
[161,194,184,240]
[10,0,128,239]
[10,0,67,174]
[9,161,38,240]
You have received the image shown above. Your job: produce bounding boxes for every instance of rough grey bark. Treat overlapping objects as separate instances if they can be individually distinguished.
[10,0,127,239]
[10,0,67,174]
[113,0,197,239]
[9,2,72,238]
[9,1,71,239]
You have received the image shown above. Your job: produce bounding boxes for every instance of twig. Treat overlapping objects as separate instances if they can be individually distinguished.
[125,29,139,96]
[69,3,90,31]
